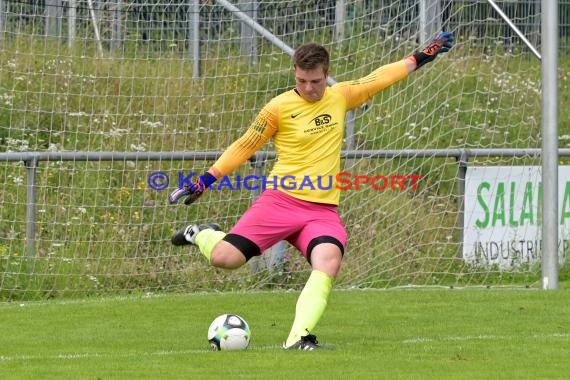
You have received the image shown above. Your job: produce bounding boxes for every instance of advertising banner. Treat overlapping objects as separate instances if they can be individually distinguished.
[463,166,569,268]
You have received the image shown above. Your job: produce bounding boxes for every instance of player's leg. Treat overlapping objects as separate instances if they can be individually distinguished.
[171,223,239,265]
[172,223,250,268]
[171,189,298,269]
[284,242,343,350]
[284,204,346,350]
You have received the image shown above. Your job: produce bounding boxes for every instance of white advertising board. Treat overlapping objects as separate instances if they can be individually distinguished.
[463,166,569,268]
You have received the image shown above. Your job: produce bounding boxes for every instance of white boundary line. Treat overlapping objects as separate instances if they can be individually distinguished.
[0,349,214,362]
[0,345,288,363]
[402,332,570,344]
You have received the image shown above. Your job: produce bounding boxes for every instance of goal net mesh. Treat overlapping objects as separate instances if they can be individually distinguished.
[0,0,556,300]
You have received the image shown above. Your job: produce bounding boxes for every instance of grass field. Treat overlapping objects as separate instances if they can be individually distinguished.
[1,289,569,379]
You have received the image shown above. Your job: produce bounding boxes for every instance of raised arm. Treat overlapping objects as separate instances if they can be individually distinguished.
[335,32,454,109]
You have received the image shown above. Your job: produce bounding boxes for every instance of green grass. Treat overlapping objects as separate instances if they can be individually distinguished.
[1,289,569,379]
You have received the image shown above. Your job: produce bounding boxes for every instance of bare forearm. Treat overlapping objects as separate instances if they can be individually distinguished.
[405,56,417,73]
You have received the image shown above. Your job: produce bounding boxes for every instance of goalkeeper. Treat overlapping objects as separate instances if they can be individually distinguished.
[169,33,453,350]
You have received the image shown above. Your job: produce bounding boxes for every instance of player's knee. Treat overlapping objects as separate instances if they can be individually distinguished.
[309,243,344,278]
[210,246,247,269]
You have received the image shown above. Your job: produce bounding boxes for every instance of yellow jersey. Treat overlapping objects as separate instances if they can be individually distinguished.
[211,60,409,205]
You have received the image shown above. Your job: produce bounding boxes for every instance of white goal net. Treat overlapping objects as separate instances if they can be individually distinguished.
[0,0,563,300]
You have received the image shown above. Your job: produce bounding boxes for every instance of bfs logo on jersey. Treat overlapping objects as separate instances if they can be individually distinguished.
[311,114,332,126]
[303,113,337,135]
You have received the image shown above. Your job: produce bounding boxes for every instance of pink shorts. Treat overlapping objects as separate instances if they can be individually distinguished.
[227,189,346,261]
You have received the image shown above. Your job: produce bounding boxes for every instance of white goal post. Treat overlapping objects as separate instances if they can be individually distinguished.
[0,0,565,300]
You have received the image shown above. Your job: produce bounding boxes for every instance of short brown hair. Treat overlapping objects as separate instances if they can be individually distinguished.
[293,43,330,72]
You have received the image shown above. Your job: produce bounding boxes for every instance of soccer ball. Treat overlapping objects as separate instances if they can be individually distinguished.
[207,314,251,351]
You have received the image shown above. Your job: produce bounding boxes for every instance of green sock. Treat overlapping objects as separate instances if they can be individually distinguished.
[194,229,226,263]
[285,270,333,347]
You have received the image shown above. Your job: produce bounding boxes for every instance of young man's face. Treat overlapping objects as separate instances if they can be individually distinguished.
[294,65,328,102]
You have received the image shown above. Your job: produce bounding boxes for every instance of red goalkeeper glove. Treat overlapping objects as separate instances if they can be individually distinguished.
[411,32,454,70]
